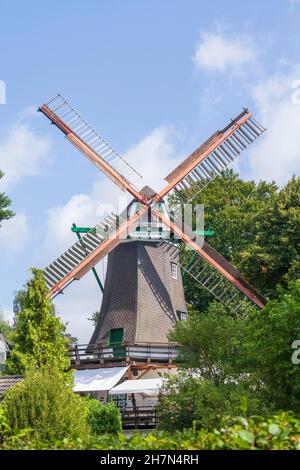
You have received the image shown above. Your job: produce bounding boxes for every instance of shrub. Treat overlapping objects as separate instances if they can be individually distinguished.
[0,407,11,443]
[2,370,90,442]
[86,399,122,435]
[1,412,300,450]
[157,371,270,431]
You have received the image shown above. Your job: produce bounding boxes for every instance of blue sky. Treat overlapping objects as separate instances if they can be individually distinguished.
[1,0,300,342]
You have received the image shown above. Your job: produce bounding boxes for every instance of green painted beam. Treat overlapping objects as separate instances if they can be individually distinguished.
[72,226,215,237]
[71,223,104,294]
[193,230,215,236]
[71,226,96,233]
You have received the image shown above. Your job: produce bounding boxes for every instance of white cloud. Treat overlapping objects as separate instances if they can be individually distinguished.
[41,193,113,260]
[247,66,300,183]
[40,126,182,343]
[0,212,29,252]
[193,31,257,74]
[54,275,102,344]
[0,121,52,191]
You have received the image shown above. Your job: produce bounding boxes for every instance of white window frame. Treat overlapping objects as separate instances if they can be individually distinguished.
[171,262,178,280]
[177,311,187,321]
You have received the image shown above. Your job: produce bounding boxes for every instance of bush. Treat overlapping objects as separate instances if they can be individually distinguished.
[1,412,300,450]
[157,372,270,431]
[0,407,11,443]
[86,399,122,435]
[2,370,90,442]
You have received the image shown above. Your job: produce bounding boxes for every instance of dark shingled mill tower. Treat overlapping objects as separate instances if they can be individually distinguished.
[89,186,187,345]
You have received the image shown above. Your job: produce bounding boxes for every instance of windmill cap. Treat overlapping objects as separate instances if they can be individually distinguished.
[138,185,157,199]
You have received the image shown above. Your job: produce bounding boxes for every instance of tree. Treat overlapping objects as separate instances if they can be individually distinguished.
[13,289,26,316]
[243,280,300,411]
[158,371,269,431]
[171,280,300,415]
[0,312,12,339]
[172,170,278,309]
[239,176,300,297]
[88,310,100,327]
[86,400,122,435]
[5,269,70,375]
[0,170,14,228]
[2,370,89,442]
[182,170,277,261]
[169,303,247,385]
[12,288,77,348]
[173,171,300,307]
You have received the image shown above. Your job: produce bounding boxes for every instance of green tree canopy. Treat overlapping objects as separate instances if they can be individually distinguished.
[182,170,278,261]
[243,279,300,411]
[86,399,122,435]
[173,171,299,307]
[239,176,300,297]
[0,312,12,339]
[88,310,100,327]
[157,372,269,432]
[5,269,70,375]
[169,303,248,385]
[170,280,300,414]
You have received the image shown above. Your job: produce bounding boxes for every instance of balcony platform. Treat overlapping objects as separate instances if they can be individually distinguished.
[69,342,179,369]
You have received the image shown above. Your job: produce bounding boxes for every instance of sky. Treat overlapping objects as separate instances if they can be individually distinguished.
[1,0,300,343]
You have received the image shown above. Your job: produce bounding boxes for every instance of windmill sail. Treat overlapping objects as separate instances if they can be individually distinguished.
[39,95,143,200]
[161,239,265,313]
[154,208,266,310]
[160,109,265,201]
[43,206,154,299]
[43,212,126,295]
[39,96,266,311]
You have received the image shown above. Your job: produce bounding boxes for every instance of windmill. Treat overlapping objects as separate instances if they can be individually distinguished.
[38,95,266,351]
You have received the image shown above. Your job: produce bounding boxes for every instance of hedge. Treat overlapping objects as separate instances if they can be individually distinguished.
[1,412,300,450]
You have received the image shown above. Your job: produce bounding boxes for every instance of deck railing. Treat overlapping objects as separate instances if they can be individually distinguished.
[121,406,159,429]
[69,341,179,366]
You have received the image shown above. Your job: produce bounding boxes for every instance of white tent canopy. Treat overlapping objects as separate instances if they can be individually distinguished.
[73,366,129,393]
[109,378,163,396]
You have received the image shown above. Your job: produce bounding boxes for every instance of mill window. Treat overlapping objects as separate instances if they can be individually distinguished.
[171,262,178,280]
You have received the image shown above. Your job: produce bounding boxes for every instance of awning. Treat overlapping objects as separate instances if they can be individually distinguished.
[109,378,163,396]
[73,366,129,392]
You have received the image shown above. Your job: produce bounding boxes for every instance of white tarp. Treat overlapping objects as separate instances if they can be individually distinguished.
[73,366,129,392]
[109,378,163,396]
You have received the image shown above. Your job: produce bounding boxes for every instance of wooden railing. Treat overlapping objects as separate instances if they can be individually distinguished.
[69,341,179,366]
[121,406,159,429]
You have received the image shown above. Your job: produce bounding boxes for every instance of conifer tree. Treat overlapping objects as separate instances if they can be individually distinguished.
[5,269,70,375]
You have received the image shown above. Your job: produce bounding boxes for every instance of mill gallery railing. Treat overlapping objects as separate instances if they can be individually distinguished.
[69,341,179,366]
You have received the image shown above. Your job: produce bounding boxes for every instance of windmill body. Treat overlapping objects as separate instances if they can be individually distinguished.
[90,239,186,345]
[39,95,267,365]
[90,185,187,346]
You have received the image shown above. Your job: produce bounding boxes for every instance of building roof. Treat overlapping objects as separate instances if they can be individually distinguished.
[73,366,128,392]
[0,375,23,396]
[110,378,164,395]
[139,185,157,199]
[0,333,10,350]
